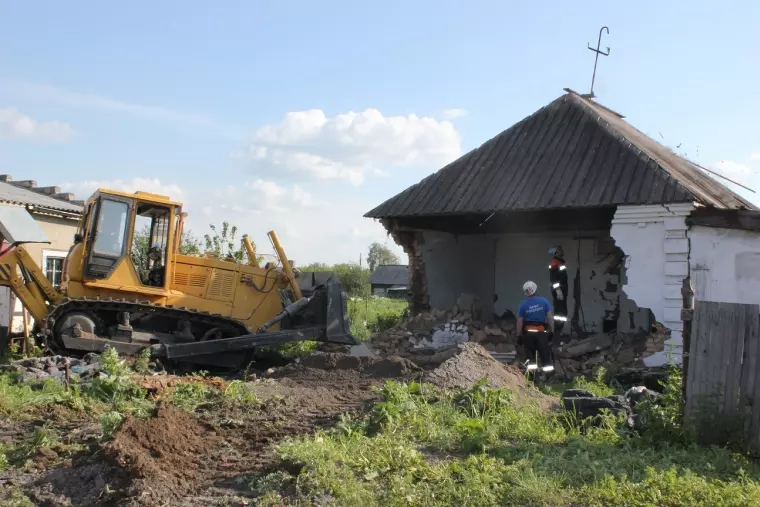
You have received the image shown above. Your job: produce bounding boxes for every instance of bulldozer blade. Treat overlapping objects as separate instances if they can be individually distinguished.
[323,275,355,345]
[296,272,356,345]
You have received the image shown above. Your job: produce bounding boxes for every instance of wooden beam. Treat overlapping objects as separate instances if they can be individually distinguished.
[686,208,760,232]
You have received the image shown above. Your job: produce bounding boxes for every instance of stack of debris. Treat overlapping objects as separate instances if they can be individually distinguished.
[0,354,102,383]
[554,323,669,377]
[370,294,518,363]
[370,292,670,377]
[561,386,662,429]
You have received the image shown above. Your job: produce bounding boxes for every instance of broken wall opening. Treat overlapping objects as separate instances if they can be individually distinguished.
[610,203,695,366]
[378,209,670,374]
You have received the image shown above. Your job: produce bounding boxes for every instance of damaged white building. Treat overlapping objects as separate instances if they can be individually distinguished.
[365,89,760,367]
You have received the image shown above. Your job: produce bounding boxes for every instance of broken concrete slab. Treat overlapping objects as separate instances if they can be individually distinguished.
[556,333,615,358]
[349,343,378,357]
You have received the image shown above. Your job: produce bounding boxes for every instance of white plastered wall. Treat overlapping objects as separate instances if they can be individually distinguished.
[689,225,760,304]
[610,203,694,366]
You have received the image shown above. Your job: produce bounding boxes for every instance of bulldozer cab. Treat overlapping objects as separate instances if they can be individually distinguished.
[81,189,180,290]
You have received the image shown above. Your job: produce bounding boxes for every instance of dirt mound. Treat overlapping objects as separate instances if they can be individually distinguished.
[425,342,527,390]
[276,352,422,380]
[28,462,130,506]
[105,404,222,506]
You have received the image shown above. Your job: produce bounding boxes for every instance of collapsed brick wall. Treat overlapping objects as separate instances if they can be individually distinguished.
[381,219,430,316]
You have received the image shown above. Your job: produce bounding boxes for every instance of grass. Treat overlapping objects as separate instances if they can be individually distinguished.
[540,366,617,398]
[267,370,760,506]
[348,297,408,341]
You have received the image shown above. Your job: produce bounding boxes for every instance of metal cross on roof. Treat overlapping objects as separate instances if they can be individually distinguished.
[587,26,610,98]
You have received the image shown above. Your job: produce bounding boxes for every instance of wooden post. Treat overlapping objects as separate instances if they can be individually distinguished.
[681,277,694,401]
[22,307,30,356]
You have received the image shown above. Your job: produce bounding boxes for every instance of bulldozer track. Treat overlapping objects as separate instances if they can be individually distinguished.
[44,297,248,352]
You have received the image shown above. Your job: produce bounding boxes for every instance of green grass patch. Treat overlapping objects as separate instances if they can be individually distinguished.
[275,373,760,506]
[348,297,407,341]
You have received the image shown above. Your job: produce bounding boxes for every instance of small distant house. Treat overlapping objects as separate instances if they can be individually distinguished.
[368,265,409,299]
[0,175,83,335]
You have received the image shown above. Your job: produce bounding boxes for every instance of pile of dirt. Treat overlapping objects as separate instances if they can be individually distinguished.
[424,342,526,390]
[26,461,130,506]
[105,404,222,506]
[294,352,422,378]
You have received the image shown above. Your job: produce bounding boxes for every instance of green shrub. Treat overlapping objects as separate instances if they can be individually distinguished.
[99,411,125,438]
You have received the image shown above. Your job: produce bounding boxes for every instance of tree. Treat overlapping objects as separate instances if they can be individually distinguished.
[298,261,371,298]
[203,221,263,264]
[367,242,400,272]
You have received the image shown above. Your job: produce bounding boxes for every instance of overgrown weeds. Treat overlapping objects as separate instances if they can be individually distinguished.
[276,370,760,506]
[348,297,407,341]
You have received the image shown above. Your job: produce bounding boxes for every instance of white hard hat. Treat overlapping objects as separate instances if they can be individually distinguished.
[523,281,538,296]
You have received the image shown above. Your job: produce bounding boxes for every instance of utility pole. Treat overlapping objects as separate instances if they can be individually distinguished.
[587,26,610,98]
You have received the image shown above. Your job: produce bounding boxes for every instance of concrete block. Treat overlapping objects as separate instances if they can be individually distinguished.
[664,238,689,254]
[349,343,378,357]
[665,230,686,239]
[662,285,683,300]
[664,218,687,231]
[663,307,682,322]
[664,261,689,277]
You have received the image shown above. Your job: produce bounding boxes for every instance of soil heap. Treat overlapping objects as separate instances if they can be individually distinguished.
[425,342,526,390]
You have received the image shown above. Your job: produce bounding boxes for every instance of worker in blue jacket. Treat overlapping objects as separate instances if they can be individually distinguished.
[516,281,555,373]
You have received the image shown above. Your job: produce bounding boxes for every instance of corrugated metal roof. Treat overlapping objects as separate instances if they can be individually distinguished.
[365,91,755,219]
[367,264,408,286]
[0,181,83,214]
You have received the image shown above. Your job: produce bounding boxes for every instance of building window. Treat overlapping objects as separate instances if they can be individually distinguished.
[43,251,67,289]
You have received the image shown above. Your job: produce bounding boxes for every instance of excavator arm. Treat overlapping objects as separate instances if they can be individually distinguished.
[0,244,65,323]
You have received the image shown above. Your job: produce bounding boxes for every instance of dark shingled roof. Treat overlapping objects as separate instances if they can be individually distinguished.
[367,264,408,286]
[365,91,755,219]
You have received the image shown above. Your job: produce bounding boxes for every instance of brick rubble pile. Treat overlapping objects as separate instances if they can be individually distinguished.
[370,294,518,366]
[370,293,670,376]
[0,353,102,383]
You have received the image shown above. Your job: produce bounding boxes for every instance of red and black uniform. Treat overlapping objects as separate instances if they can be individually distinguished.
[549,256,568,325]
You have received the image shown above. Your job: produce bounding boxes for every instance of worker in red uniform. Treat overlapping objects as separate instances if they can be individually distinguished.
[548,245,568,330]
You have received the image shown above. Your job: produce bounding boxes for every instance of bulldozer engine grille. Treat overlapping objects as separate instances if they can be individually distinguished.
[208,272,236,300]
[174,272,208,288]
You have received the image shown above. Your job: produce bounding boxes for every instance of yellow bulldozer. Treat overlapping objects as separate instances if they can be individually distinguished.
[0,188,355,368]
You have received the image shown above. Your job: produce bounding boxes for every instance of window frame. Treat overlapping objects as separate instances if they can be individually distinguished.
[42,249,68,289]
[91,198,130,258]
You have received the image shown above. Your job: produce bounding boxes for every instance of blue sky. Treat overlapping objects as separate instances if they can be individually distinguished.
[1,1,759,264]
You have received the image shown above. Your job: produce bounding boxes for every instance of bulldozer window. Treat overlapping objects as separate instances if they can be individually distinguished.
[93,199,129,257]
[130,203,171,287]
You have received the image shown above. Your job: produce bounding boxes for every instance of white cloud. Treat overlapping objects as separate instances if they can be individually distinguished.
[702,159,760,207]
[0,80,243,139]
[62,174,404,265]
[61,177,186,202]
[0,107,76,141]
[751,153,760,161]
[236,108,462,185]
[709,160,756,186]
[442,108,468,120]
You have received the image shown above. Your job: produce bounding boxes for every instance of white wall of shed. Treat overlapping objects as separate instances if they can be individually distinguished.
[421,231,495,313]
[689,225,760,304]
[610,203,694,367]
